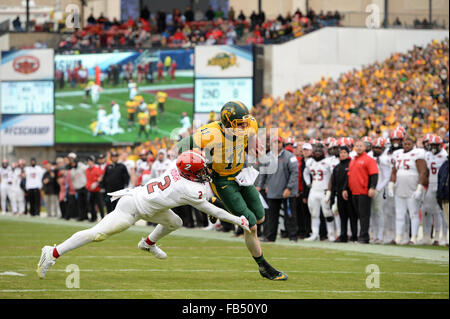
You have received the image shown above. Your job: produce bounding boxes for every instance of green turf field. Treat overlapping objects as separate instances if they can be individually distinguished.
[54,77,193,144]
[0,215,448,299]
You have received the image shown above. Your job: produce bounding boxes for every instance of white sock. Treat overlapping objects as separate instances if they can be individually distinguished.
[56,229,95,256]
[311,217,320,237]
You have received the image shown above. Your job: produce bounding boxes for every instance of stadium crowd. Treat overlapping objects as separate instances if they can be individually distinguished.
[251,39,449,142]
[53,7,341,51]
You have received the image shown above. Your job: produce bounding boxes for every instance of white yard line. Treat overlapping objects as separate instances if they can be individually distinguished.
[2,268,447,276]
[0,288,447,295]
[0,215,448,263]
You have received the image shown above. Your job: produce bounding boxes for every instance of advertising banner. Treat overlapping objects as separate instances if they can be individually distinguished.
[0,114,54,146]
[194,45,253,78]
[0,49,54,81]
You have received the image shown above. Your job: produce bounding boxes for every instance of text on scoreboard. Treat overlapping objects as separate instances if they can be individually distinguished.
[1,81,54,114]
[194,78,252,113]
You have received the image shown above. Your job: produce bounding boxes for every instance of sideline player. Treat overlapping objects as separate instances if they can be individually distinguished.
[422,135,448,245]
[303,144,336,242]
[176,101,288,281]
[388,137,428,245]
[36,151,250,279]
[1,159,16,214]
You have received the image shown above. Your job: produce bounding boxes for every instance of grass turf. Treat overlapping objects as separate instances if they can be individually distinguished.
[54,77,193,144]
[0,215,448,299]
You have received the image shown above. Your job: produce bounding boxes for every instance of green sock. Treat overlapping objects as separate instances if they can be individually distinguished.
[253,254,265,265]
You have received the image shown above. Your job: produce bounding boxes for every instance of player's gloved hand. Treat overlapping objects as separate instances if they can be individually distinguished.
[387,182,395,197]
[324,190,331,204]
[412,184,424,201]
[332,201,338,215]
[239,215,250,232]
[90,182,98,190]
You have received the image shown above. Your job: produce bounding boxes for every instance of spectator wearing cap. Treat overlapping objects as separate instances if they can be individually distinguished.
[257,136,299,242]
[343,140,378,244]
[297,143,313,239]
[86,156,105,222]
[102,151,130,213]
[330,146,357,242]
[24,158,45,216]
[42,160,60,218]
[69,154,89,221]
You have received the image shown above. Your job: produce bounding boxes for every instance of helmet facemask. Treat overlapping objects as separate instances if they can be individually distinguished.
[224,114,252,137]
[430,144,441,155]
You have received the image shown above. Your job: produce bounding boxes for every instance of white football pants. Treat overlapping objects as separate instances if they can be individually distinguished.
[395,196,420,240]
[12,187,25,214]
[383,195,396,243]
[422,189,445,242]
[56,195,182,256]
[308,190,335,239]
[370,190,385,241]
[1,184,16,213]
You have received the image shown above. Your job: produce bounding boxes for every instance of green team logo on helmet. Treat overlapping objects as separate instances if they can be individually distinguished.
[220,101,252,136]
[220,101,250,127]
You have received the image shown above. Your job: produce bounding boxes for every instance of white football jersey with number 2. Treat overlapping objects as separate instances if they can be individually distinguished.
[132,164,214,215]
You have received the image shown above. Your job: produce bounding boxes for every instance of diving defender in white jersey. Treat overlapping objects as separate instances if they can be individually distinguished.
[37,151,250,279]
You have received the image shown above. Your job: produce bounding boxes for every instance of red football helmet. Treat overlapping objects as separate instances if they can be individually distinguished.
[337,137,346,146]
[423,133,434,143]
[390,129,405,140]
[395,125,406,134]
[429,135,443,154]
[372,137,386,148]
[362,136,372,144]
[325,137,336,146]
[284,137,295,145]
[176,150,210,183]
[429,135,442,145]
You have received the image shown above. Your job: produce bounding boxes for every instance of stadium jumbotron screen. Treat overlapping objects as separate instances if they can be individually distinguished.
[54,50,193,144]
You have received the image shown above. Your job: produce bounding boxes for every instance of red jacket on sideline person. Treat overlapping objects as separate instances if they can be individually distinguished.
[86,165,103,192]
[347,151,378,195]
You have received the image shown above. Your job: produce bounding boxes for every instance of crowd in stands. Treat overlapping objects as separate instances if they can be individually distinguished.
[251,38,449,142]
[51,7,342,51]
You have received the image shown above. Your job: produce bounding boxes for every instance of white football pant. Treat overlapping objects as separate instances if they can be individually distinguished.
[395,196,420,241]
[56,195,182,256]
[308,190,335,239]
[370,190,385,241]
[12,187,25,214]
[383,195,396,243]
[422,189,444,243]
[1,185,17,213]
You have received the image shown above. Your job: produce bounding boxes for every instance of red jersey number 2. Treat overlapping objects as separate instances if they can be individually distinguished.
[147,176,171,194]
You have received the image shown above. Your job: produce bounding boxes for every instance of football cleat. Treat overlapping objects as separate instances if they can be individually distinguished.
[36,245,56,279]
[304,234,319,241]
[239,215,250,232]
[258,264,288,281]
[138,238,167,259]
